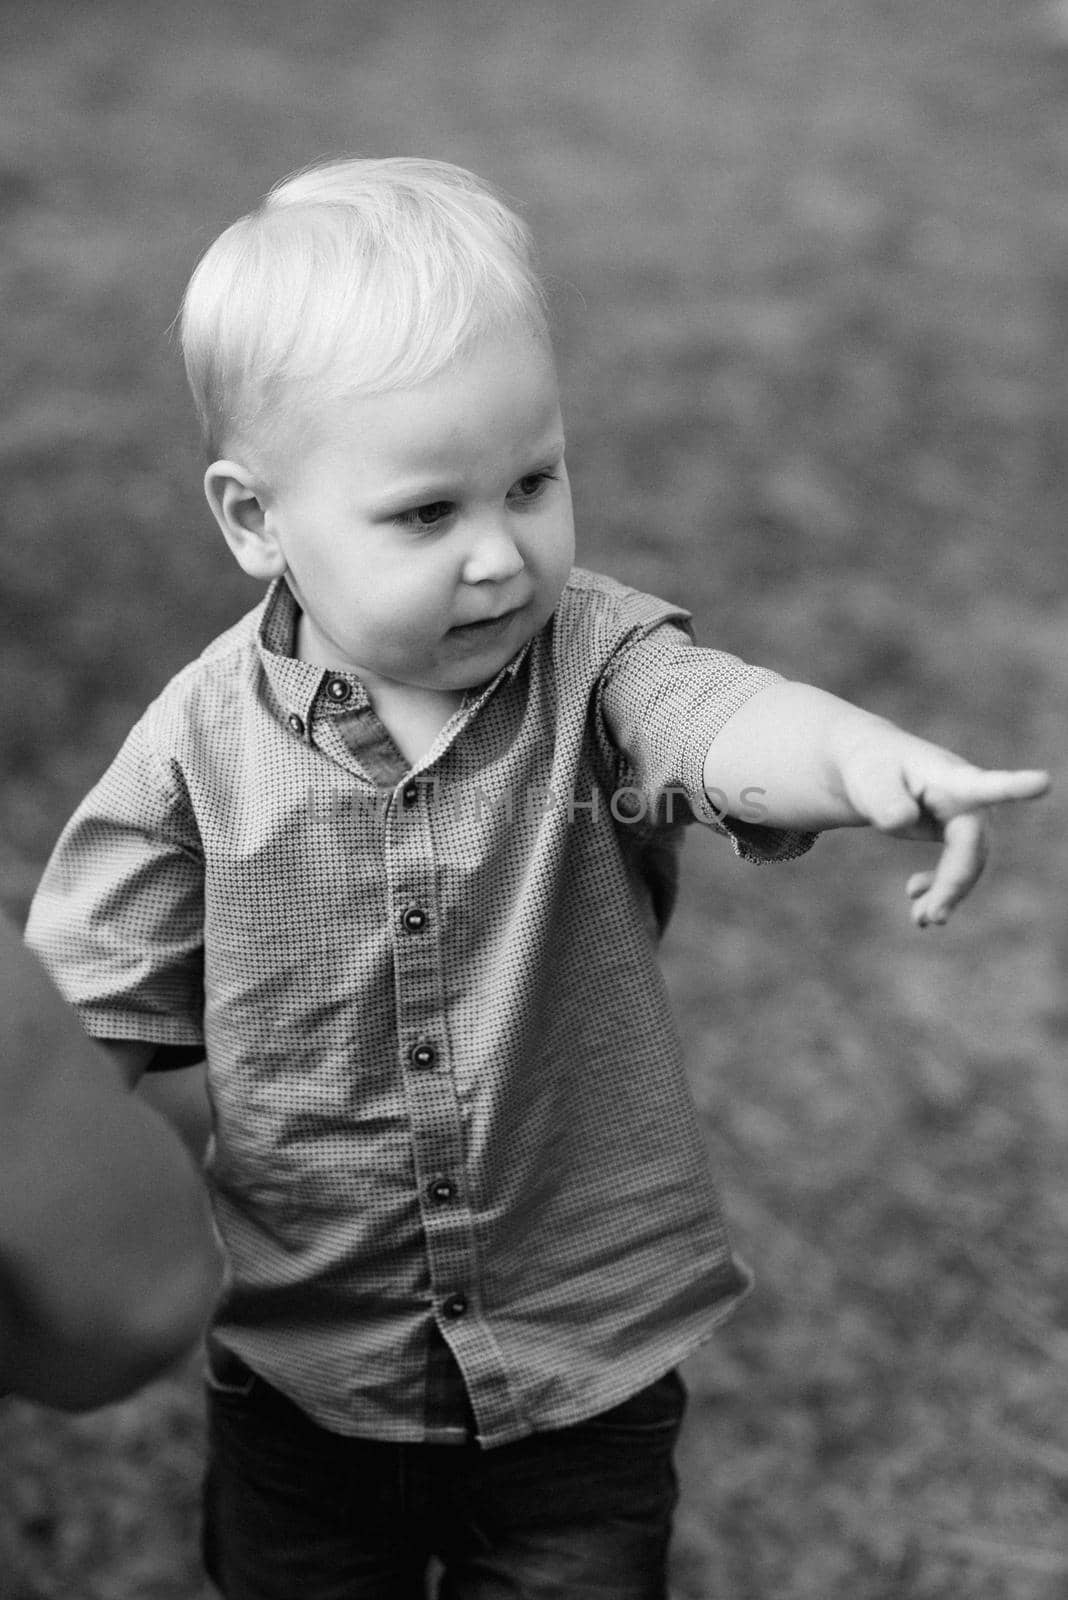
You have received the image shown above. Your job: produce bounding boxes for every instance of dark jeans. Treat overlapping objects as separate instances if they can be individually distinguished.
[202,1347,686,1600]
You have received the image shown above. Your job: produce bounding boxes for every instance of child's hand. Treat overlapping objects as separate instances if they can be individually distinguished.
[701,681,1049,923]
[840,738,1050,927]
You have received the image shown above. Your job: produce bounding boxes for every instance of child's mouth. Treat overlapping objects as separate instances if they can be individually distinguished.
[448,607,523,644]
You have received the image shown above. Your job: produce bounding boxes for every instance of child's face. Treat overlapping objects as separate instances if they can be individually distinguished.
[261,328,575,697]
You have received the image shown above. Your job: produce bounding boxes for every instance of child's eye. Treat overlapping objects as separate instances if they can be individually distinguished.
[396,501,453,530]
[508,471,557,505]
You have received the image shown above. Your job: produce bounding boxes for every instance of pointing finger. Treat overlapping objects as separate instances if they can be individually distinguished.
[926,767,1051,816]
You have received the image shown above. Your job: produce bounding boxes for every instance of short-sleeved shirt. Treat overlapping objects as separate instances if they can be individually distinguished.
[26,567,813,1448]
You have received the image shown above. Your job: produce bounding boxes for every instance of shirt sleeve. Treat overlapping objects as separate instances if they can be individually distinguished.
[25,713,206,1054]
[598,619,817,865]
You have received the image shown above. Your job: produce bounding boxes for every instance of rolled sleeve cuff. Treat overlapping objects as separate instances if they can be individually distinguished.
[719,817,818,865]
[68,1005,205,1059]
[677,670,819,865]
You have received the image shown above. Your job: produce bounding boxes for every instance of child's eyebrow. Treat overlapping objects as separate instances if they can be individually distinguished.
[369,440,567,516]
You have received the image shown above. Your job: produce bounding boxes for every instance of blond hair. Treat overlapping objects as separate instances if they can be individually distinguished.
[180,157,549,466]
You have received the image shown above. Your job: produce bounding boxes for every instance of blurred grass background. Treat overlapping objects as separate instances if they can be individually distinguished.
[0,0,1066,1595]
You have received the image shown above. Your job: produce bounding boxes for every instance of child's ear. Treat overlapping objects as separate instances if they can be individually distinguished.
[204,461,287,581]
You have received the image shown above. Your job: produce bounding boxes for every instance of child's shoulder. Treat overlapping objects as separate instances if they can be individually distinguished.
[553,567,694,661]
[139,596,267,735]
[198,598,266,657]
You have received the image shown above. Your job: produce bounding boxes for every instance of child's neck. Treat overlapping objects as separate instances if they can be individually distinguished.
[363,678,465,768]
[295,611,463,768]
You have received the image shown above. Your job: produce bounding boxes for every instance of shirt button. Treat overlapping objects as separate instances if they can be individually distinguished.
[442,1294,468,1319]
[429,1178,455,1204]
[326,676,352,703]
[401,907,427,933]
[409,1043,436,1071]
[402,782,420,808]
[287,713,305,737]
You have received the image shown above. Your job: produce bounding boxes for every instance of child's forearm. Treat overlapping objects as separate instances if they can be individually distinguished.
[703,680,919,830]
[702,679,1049,926]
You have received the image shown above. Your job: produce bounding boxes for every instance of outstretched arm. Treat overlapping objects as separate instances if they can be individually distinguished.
[704,681,1050,926]
[0,916,221,1409]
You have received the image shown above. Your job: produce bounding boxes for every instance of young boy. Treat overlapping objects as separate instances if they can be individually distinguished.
[26,157,1048,1599]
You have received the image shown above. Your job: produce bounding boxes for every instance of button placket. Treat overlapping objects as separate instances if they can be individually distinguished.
[386,774,479,1347]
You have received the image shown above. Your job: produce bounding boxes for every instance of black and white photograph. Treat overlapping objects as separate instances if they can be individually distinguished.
[0,3,1063,1596]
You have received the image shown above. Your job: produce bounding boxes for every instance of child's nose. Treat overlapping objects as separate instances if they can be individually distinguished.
[461,518,526,584]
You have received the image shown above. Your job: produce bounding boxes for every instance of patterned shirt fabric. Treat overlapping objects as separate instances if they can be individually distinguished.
[26,567,814,1448]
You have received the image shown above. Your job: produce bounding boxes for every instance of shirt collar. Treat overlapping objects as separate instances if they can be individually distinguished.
[255,578,534,741]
